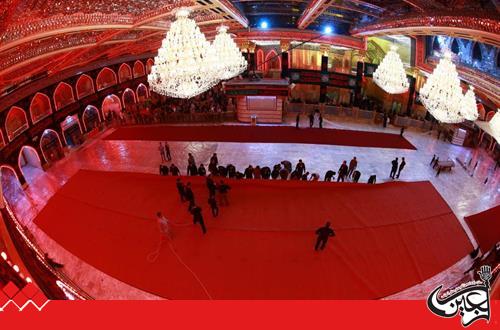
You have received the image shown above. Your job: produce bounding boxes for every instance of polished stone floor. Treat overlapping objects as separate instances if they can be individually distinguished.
[2,114,499,299]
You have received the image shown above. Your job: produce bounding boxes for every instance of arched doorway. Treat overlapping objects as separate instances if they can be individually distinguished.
[18,146,43,183]
[60,115,83,147]
[122,88,136,111]
[82,105,101,132]
[102,94,122,122]
[53,82,75,110]
[5,106,29,141]
[264,49,281,78]
[118,63,132,83]
[133,61,145,78]
[0,165,23,205]
[136,84,149,103]
[40,129,64,164]
[30,93,53,124]
[76,74,95,99]
[146,58,154,74]
[96,67,117,91]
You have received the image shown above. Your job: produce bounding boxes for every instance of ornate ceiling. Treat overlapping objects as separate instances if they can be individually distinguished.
[0,0,498,94]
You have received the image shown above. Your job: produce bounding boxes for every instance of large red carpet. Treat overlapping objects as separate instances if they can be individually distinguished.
[105,125,416,150]
[34,170,470,299]
[465,205,500,253]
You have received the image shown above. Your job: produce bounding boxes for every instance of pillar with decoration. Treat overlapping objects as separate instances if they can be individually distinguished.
[319,44,329,103]
[280,39,290,79]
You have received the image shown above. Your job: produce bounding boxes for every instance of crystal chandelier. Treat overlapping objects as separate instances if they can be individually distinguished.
[148,8,220,99]
[212,25,247,80]
[460,86,478,121]
[372,45,409,94]
[420,51,464,123]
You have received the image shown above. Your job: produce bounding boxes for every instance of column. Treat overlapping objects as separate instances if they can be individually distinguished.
[319,46,329,103]
[280,40,290,79]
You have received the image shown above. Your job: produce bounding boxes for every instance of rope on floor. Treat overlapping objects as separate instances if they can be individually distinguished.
[146,233,213,300]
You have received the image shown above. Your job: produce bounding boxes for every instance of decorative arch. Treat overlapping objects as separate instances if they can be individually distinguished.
[60,115,83,146]
[30,92,52,124]
[18,145,42,175]
[0,164,21,186]
[76,74,95,99]
[136,83,149,102]
[118,63,133,83]
[0,164,23,197]
[96,67,118,91]
[0,130,5,150]
[82,105,101,132]
[5,107,28,141]
[256,49,264,71]
[102,94,122,116]
[264,49,281,72]
[39,129,64,163]
[477,103,486,121]
[133,61,146,78]
[122,88,136,109]
[53,82,75,111]
[146,58,154,74]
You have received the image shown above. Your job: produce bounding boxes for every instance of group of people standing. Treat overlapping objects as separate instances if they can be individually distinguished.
[296,110,323,129]
[173,174,231,235]
[389,157,406,179]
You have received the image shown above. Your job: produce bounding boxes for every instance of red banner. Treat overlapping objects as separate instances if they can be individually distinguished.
[0,300,498,329]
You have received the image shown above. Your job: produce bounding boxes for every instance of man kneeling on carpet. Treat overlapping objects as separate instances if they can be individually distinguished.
[315,222,336,251]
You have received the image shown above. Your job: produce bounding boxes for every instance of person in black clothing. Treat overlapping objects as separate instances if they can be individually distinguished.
[198,164,206,176]
[206,175,217,198]
[281,160,292,173]
[227,164,236,178]
[261,166,271,179]
[315,222,335,251]
[352,170,361,183]
[218,180,231,206]
[390,158,399,179]
[218,165,228,177]
[309,112,314,128]
[159,164,169,176]
[244,165,254,179]
[170,164,180,176]
[400,126,405,137]
[187,163,198,176]
[279,168,289,180]
[184,182,195,210]
[319,115,323,128]
[210,153,218,167]
[176,178,186,202]
[191,205,206,234]
[188,153,196,168]
[208,160,218,176]
[295,159,306,176]
[208,196,219,217]
[337,161,348,182]
[396,157,406,178]
[301,172,309,181]
[164,141,172,161]
[271,165,280,179]
[324,170,335,182]
[296,113,300,128]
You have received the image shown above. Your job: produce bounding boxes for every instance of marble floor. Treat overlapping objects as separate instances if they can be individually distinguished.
[1,114,499,299]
